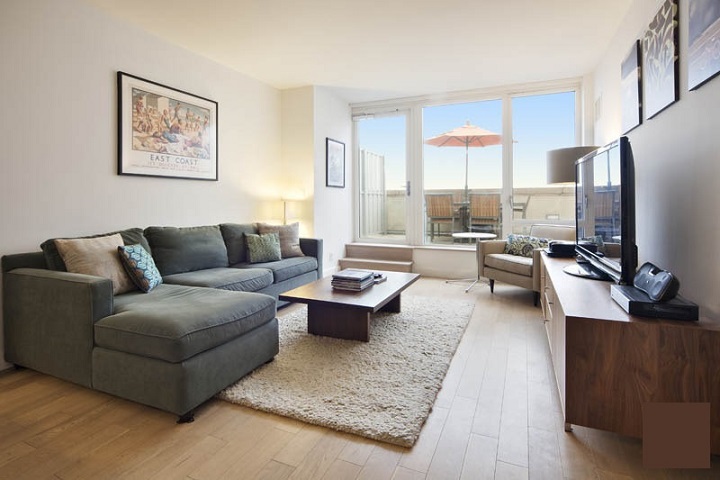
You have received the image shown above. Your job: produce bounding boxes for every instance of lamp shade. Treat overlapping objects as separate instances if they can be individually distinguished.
[546,146,599,184]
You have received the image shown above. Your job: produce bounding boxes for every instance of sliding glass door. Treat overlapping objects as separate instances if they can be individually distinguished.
[355,112,408,243]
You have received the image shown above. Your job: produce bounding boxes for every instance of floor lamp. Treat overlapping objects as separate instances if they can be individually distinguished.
[546,146,599,184]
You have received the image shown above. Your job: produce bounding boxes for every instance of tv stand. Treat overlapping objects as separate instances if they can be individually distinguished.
[562,262,611,281]
[540,254,720,453]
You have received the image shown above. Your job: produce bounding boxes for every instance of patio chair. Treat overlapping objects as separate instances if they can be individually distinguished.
[426,194,456,240]
[469,193,501,234]
[594,189,618,238]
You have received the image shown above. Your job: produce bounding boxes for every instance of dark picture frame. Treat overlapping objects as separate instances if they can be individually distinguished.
[117,72,218,180]
[326,138,345,188]
[621,40,643,134]
[642,0,679,120]
[688,0,720,90]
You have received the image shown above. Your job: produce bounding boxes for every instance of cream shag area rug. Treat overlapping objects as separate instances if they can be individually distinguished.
[217,296,474,447]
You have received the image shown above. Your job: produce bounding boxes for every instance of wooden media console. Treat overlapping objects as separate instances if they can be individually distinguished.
[540,254,720,453]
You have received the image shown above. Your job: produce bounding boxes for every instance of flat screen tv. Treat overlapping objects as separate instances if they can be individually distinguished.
[565,136,638,285]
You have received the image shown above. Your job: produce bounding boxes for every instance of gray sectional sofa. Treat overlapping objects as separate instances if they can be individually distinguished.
[1,223,322,422]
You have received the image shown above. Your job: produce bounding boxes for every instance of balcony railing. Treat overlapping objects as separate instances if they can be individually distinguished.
[360,186,576,242]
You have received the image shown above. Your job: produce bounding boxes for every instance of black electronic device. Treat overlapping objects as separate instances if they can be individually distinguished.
[610,284,698,321]
[633,262,680,301]
[546,241,576,257]
[571,137,638,284]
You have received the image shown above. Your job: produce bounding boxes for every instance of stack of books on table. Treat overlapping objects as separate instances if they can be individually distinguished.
[331,269,375,291]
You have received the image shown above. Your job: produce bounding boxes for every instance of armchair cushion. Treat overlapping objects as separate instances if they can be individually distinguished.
[485,253,533,277]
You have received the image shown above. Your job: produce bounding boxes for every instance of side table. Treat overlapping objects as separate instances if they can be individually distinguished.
[448,232,497,292]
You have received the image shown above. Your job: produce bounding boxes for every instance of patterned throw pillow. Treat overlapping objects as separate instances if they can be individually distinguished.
[504,234,550,257]
[257,222,304,258]
[118,244,163,293]
[245,233,282,263]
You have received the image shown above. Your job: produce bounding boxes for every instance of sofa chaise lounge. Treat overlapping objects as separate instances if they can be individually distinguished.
[1,223,323,422]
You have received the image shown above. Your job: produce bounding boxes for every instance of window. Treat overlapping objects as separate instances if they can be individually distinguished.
[422,100,503,244]
[354,81,582,246]
[511,91,577,234]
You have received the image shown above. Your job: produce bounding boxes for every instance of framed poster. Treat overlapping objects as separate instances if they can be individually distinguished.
[688,0,720,90]
[326,138,345,188]
[642,0,679,120]
[117,72,218,180]
[621,40,643,134]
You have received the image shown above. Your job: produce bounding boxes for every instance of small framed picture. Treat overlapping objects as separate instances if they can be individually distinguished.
[117,71,218,180]
[326,138,345,188]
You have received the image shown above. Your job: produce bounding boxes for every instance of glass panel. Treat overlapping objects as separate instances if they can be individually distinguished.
[356,114,407,242]
[511,92,576,234]
[422,100,503,245]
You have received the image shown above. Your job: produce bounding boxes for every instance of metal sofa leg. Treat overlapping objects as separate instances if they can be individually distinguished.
[489,279,495,293]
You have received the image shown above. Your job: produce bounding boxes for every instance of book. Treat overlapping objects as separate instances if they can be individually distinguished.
[332,269,374,281]
[331,277,374,291]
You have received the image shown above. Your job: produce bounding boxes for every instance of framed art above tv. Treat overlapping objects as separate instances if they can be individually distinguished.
[642,0,679,120]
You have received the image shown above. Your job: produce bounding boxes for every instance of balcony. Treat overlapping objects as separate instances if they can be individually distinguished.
[360,185,575,245]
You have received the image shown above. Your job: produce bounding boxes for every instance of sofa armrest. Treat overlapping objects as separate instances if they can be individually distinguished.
[477,240,507,277]
[3,268,113,387]
[299,238,323,278]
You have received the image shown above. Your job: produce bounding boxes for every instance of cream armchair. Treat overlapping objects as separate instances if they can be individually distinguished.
[477,224,576,305]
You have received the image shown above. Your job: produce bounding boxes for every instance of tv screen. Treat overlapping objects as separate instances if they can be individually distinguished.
[572,136,637,285]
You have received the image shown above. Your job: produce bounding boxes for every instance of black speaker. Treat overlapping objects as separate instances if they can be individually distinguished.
[633,262,680,302]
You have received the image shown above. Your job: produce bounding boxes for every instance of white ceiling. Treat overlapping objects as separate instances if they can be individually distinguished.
[82,0,633,103]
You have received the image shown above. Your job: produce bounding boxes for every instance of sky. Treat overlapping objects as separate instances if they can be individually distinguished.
[357,91,576,192]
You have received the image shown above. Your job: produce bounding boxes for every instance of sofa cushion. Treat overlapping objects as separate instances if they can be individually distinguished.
[163,267,273,292]
[485,253,533,277]
[246,233,282,263]
[54,234,136,295]
[118,244,163,292]
[144,225,229,276]
[96,284,277,363]
[234,256,319,284]
[41,227,150,272]
[220,223,257,264]
[257,222,304,258]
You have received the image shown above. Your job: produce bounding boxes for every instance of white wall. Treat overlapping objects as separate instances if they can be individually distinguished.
[279,87,353,276]
[313,87,354,276]
[281,87,316,235]
[593,0,720,318]
[0,0,284,369]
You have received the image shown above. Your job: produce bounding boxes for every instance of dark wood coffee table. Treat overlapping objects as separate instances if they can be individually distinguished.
[279,271,420,342]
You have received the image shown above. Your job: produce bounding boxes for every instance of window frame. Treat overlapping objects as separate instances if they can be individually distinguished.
[351,78,588,246]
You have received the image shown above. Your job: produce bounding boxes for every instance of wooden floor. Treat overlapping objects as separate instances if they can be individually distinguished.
[1,278,719,479]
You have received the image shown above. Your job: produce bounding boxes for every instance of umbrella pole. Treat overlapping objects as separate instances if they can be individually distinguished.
[464,144,469,231]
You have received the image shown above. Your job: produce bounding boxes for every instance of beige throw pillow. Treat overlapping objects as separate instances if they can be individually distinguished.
[257,222,304,258]
[54,233,136,295]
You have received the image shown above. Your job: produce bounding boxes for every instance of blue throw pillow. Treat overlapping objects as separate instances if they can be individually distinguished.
[118,244,163,292]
